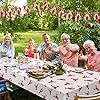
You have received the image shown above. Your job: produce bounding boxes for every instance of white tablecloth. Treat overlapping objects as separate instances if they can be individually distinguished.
[0,59,100,100]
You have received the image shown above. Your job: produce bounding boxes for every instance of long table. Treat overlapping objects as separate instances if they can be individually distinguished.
[0,59,100,100]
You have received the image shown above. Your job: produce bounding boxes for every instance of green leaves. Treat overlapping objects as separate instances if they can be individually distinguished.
[57,19,100,47]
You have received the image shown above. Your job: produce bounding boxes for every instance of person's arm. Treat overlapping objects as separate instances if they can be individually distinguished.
[0,45,2,58]
[33,48,39,59]
[51,43,59,53]
[24,48,28,56]
[11,46,15,58]
[95,53,100,71]
[66,44,79,52]
[7,46,15,58]
[37,43,45,59]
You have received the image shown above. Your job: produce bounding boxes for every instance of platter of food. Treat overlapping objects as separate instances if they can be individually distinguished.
[27,69,48,79]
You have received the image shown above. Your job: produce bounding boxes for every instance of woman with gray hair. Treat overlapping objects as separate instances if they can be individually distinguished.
[79,40,100,72]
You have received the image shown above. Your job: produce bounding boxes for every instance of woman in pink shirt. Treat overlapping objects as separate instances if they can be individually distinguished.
[58,33,79,67]
[79,40,100,72]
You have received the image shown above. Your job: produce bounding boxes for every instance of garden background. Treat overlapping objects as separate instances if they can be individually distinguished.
[0,0,100,56]
[0,0,100,100]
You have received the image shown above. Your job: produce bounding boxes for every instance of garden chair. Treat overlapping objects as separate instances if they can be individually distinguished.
[74,92,100,100]
[0,77,11,100]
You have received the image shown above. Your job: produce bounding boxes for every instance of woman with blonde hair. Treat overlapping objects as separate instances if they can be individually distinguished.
[0,35,15,58]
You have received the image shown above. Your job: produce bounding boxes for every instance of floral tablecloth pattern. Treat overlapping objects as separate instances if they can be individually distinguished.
[0,59,100,100]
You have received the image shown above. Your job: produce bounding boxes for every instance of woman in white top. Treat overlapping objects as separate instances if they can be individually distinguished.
[0,35,15,58]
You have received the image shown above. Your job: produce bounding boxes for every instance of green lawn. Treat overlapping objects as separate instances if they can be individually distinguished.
[13,30,58,56]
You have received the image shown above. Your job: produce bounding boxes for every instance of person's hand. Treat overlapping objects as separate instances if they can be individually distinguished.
[78,53,87,61]
[33,48,37,53]
[78,54,82,60]
[0,51,7,55]
[45,47,50,54]
[78,50,84,60]
[25,48,28,55]
[45,44,52,53]
[66,45,70,51]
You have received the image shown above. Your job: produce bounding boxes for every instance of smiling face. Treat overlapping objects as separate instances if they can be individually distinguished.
[43,34,51,44]
[61,34,70,46]
[84,44,96,54]
[28,39,34,47]
[4,36,12,46]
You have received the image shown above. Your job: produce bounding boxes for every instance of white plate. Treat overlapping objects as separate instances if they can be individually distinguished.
[73,67,85,73]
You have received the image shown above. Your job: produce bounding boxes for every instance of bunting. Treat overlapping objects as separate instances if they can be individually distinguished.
[0,8,5,18]
[0,2,99,23]
[16,7,21,16]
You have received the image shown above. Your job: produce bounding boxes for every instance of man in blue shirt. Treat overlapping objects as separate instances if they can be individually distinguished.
[38,33,59,62]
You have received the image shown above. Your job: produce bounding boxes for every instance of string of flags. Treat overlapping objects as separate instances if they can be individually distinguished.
[0,2,100,23]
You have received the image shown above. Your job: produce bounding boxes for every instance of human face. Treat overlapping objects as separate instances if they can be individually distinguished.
[84,44,96,54]
[43,34,50,44]
[61,36,70,45]
[29,40,34,46]
[4,36,11,46]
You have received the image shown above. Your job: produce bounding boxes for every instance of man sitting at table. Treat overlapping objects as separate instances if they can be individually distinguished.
[37,33,59,62]
[79,40,100,72]
[58,33,79,67]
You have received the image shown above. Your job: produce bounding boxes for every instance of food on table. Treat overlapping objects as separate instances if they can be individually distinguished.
[42,64,51,70]
[17,56,28,64]
[27,69,45,76]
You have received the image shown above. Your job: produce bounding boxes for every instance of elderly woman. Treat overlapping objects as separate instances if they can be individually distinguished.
[0,35,15,58]
[37,33,59,62]
[58,33,79,67]
[79,40,100,72]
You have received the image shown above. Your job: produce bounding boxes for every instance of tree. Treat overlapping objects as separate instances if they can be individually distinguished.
[0,0,16,35]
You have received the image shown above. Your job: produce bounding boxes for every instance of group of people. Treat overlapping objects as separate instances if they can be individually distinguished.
[0,33,100,72]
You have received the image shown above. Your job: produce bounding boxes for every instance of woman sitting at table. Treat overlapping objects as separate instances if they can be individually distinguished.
[0,35,15,58]
[25,38,37,58]
[79,40,100,72]
[58,33,79,67]
[37,33,59,62]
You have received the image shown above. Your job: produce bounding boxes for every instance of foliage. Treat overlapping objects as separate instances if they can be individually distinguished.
[0,0,100,48]
[47,0,100,47]
[26,0,100,47]
[13,30,57,56]
[0,0,17,35]
[52,60,66,75]
[11,10,39,31]
[58,20,100,47]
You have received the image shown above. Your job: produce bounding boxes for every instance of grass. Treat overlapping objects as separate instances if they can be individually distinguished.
[0,30,58,56]
[13,30,58,56]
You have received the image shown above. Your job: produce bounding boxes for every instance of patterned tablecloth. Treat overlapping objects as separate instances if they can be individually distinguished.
[0,59,100,100]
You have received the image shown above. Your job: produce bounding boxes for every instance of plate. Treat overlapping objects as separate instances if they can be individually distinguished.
[27,69,52,79]
[69,67,85,73]
[27,69,45,78]
[27,73,47,79]
[75,68,84,73]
